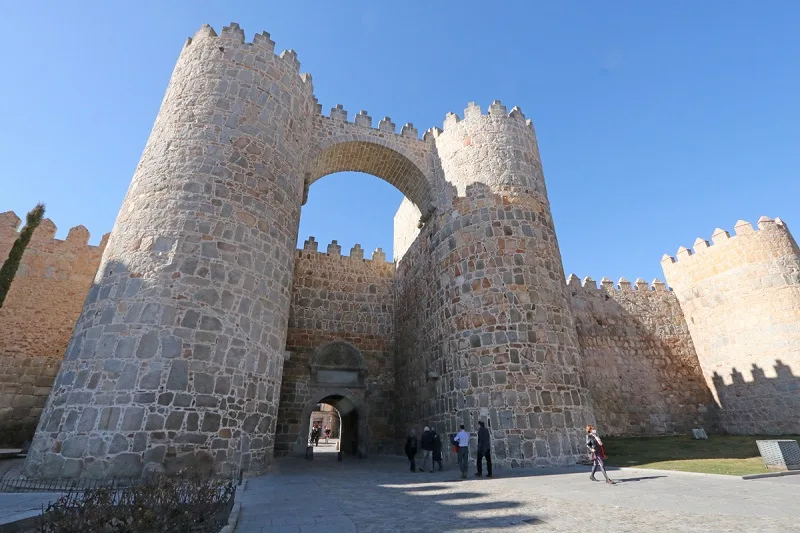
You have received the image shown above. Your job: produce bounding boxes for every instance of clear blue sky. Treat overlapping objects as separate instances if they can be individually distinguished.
[2,1,798,284]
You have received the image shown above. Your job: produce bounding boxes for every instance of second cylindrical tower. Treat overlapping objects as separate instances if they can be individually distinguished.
[431,101,594,467]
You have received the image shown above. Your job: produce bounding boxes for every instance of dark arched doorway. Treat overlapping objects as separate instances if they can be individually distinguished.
[297,388,367,458]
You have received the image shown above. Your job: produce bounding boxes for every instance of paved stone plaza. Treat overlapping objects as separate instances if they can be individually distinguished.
[234,457,800,533]
[1,455,798,531]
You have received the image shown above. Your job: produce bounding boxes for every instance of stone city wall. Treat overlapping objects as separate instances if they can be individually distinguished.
[0,212,107,445]
[662,217,800,434]
[568,275,716,436]
[393,221,442,447]
[275,238,396,456]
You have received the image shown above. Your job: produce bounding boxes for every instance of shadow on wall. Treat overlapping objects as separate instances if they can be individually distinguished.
[711,360,800,435]
[569,279,720,437]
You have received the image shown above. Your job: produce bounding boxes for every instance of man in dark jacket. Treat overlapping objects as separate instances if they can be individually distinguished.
[432,429,443,471]
[476,420,492,477]
[420,426,434,473]
[405,429,418,472]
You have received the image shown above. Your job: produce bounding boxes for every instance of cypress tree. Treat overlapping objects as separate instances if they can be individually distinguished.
[0,203,45,308]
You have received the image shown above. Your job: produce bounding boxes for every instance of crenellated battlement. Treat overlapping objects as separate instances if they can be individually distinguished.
[313,102,425,142]
[662,216,792,264]
[0,211,109,252]
[436,100,537,136]
[311,99,536,145]
[661,217,797,280]
[567,274,669,293]
[183,23,313,91]
[298,236,391,264]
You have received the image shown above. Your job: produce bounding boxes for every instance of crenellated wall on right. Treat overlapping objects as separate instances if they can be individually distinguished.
[662,216,800,435]
[568,275,716,437]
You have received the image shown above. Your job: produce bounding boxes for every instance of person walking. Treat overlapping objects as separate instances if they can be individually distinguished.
[453,424,470,479]
[475,421,492,478]
[420,426,434,472]
[432,429,443,471]
[405,428,419,472]
[586,425,615,484]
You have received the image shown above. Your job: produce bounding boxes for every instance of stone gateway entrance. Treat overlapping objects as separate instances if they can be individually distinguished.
[16,22,800,480]
[298,392,364,458]
[23,22,595,478]
[280,341,370,458]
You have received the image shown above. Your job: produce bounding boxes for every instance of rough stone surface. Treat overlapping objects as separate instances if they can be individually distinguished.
[663,218,800,435]
[394,103,594,468]
[24,24,317,478]
[0,214,107,445]
[568,277,717,435]
[275,245,395,457]
[6,22,799,479]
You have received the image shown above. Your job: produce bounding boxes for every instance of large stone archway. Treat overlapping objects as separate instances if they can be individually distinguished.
[306,108,438,221]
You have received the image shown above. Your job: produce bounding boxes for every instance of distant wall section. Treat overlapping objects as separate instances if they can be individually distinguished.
[0,212,107,445]
[275,238,396,455]
[568,275,716,436]
[393,197,421,262]
[662,217,800,435]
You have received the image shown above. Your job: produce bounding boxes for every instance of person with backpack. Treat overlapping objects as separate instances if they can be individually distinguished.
[586,424,615,484]
[432,429,443,471]
[404,428,419,472]
[419,426,434,472]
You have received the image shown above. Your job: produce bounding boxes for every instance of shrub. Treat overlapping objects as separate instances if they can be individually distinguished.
[38,475,235,533]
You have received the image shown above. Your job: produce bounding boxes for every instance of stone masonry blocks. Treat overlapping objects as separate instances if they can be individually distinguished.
[25,25,317,479]
[394,105,595,469]
[662,219,800,435]
[18,21,800,480]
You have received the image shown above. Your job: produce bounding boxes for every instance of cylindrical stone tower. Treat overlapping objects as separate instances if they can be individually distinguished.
[25,23,315,479]
[431,101,594,467]
[662,217,800,434]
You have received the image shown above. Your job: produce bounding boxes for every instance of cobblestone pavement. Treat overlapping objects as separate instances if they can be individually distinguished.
[234,456,800,532]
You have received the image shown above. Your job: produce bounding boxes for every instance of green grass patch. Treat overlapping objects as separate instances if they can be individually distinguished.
[603,434,800,476]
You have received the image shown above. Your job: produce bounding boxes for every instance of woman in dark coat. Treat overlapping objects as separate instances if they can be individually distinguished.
[432,429,443,471]
[586,424,615,484]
